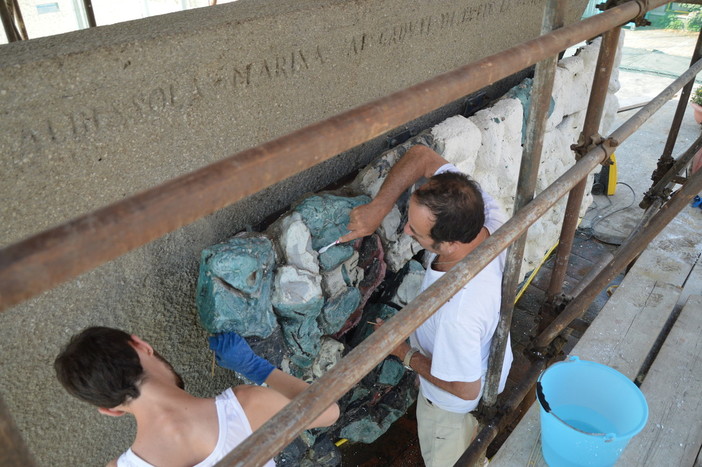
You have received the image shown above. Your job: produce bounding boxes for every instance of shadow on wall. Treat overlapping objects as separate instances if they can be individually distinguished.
[194,37,619,465]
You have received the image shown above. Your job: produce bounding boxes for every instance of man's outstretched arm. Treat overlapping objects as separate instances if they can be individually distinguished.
[339,144,447,243]
[209,332,340,431]
[235,370,340,431]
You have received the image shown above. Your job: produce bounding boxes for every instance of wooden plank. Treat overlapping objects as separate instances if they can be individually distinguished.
[629,210,702,287]
[570,280,681,377]
[618,295,702,466]
[489,403,547,466]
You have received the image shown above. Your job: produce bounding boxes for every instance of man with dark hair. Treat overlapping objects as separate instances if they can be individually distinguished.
[339,144,513,467]
[55,327,339,467]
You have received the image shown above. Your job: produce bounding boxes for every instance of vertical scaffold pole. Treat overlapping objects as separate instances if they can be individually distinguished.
[482,0,565,408]
[642,27,702,207]
[542,26,622,321]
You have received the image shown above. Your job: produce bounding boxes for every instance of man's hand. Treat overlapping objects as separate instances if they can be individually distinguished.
[338,201,390,244]
[208,332,275,385]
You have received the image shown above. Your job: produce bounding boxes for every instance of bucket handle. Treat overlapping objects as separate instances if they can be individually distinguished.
[536,381,614,440]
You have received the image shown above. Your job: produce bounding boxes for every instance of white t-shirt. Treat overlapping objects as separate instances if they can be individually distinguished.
[116,389,275,467]
[410,163,513,413]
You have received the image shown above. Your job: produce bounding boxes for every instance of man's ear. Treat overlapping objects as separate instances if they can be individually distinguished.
[129,335,153,356]
[98,407,126,417]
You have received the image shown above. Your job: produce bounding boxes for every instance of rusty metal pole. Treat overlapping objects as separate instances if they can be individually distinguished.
[534,55,702,347]
[0,0,26,42]
[0,394,37,467]
[455,359,549,466]
[542,27,622,319]
[461,151,702,465]
[642,27,702,204]
[642,132,702,208]
[536,165,702,348]
[482,0,565,408]
[216,131,625,467]
[0,0,661,313]
[82,0,97,28]
[195,54,691,461]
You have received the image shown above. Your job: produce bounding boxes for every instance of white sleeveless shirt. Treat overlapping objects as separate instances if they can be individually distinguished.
[116,388,275,467]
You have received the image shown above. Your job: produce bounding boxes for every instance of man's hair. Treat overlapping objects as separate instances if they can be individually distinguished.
[54,327,145,408]
[413,171,485,244]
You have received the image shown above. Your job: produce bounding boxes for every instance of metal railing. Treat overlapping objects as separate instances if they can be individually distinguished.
[5,0,702,465]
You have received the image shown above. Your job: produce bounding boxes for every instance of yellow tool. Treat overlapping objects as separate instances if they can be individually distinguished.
[593,153,617,196]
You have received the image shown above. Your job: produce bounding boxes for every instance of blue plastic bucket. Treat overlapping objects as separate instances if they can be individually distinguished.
[537,356,648,466]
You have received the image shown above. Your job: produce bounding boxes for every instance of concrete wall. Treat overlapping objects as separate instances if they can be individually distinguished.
[0,0,587,465]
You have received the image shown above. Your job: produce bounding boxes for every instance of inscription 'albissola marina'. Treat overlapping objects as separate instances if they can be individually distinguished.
[13,0,541,158]
[15,46,325,159]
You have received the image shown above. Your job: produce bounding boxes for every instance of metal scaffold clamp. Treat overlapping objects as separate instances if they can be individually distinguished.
[571,132,620,165]
[596,0,652,27]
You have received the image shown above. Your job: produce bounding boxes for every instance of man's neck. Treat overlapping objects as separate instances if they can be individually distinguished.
[432,227,489,271]
[128,384,219,467]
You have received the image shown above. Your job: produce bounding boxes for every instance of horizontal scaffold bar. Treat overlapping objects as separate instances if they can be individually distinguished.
[0,0,665,313]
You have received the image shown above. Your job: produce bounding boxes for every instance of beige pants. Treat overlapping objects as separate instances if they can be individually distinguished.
[416,392,481,467]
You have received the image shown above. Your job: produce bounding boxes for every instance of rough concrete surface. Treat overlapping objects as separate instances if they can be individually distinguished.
[1,0,586,246]
[0,1,591,465]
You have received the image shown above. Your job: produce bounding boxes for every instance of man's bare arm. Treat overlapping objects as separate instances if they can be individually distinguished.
[236,369,340,431]
[339,145,448,243]
[390,340,481,401]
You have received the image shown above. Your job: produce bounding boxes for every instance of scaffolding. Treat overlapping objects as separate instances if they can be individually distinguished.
[2,0,702,465]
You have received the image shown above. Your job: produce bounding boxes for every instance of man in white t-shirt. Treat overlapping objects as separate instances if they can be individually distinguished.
[339,144,513,466]
[54,327,339,467]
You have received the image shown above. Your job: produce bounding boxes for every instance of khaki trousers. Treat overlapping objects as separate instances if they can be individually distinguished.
[416,392,481,467]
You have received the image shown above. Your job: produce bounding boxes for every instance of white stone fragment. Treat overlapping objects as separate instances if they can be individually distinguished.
[468,98,522,217]
[277,212,319,274]
[322,266,347,298]
[431,115,481,174]
[321,251,362,297]
[352,147,403,198]
[272,265,322,306]
[391,263,425,307]
[343,251,363,286]
[311,337,345,379]
[384,234,422,273]
[378,204,402,242]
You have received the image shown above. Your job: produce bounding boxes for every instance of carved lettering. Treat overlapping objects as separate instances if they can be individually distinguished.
[46,119,66,144]
[275,55,287,77]
[70,110,98,138]
[420,16,432,35]
[149,88,168,112]
[233,64,252,87]
[440,11,456,28]
[94,104,127,131]
[11,0,538,158]
[349,33,370,55]
[19,128,42,157]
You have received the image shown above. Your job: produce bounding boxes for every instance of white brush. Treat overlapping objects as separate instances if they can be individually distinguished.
[318,240,339,254]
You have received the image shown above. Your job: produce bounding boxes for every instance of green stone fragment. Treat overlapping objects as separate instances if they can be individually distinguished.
[378,359,405,386]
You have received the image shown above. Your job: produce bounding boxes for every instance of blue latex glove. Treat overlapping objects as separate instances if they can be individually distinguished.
[208,332,275,385]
